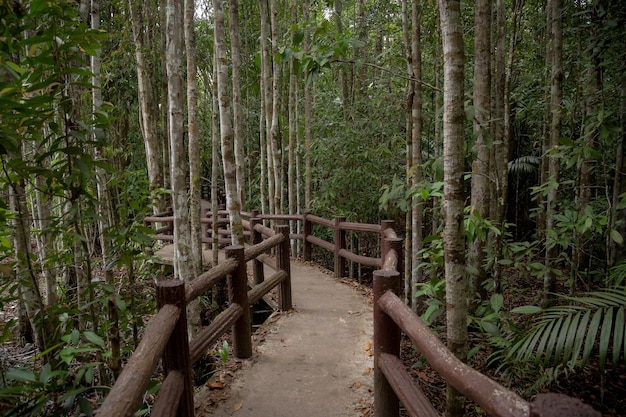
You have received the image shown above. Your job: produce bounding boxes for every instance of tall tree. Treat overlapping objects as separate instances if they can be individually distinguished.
[229,0,246,209]
[214,0,245,245]
[544,0,563,304]
[184,0,203,335]
[129,0,165,214]
[438,0,467,415]
[469,0,491,304]
[166,0,198,297]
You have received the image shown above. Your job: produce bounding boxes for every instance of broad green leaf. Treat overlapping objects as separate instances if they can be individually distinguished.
[511,305,543,314]
[490,293,504,313]
[610,229,624,245]
[6,368,36,382]
[83,331,105,348]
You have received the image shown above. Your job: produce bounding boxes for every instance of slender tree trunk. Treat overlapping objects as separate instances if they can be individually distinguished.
[129,0,164,214]
[288,0,298,252]
[91,0,120,380]
[269,0,282,213]
[214,0,245,245]
[8,172,49,354]
[544,0,563,305]
[210,64,221,267]
[401,0,413,305]
[438,1,467,415]
[410,0,424,311]
[303,0,312,213]
[229,0,246,209]
[184,0,203,337]
[166,0,197,304]
[259,0,275,215]
[469,0,491,306]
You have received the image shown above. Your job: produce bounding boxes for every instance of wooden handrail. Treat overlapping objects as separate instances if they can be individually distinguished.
[100,223,293,417]
[97,304,180,417]
[372,236,600,417]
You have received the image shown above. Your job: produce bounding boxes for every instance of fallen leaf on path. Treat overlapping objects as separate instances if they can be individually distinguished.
[363,367,371,375]
[233,402,243,412]
[280,338,286,346]
[352,381,362,389]
[364,342,372,351]
[208,381,225,389]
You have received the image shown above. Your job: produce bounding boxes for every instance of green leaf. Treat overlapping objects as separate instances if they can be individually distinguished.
[6,368,37,382]
[610,229,624,245]
[599,307,613,370]
[582,309,602,367]
[511,305,543,314]
[83,331,105,348]
[490,293,504,313]
[612,306,624,366]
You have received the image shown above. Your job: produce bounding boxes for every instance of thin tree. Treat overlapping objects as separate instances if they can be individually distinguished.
[438,0,467,415]
[184,0,203,335]
[544,0,563,305]
[229,0,246,209]
[129,0,165,214]
[469,0,491,305]
[214,0,245,245]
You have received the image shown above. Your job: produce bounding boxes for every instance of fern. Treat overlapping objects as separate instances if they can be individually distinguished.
[505,286,626,372]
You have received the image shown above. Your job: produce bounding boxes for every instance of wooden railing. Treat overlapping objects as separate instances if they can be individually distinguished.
[97,224,292,417]
[372,232,600,416]
[142,209,599,417]
[144,209,394,278]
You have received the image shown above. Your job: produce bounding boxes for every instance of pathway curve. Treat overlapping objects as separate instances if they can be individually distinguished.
[195,260,375,417]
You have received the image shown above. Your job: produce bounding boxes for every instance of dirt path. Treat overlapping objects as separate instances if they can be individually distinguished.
[195,260,375,417]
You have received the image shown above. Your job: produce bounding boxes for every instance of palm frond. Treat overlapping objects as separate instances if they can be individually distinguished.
[507,286,626,372]
[508,155,540,176]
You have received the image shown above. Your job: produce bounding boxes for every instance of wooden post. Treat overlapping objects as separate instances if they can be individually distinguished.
[156,279,194,417]
[302,212,312,261]
[334,216,346,278]
[250,211,264,285]
[275,225,292,310]
[373,269,402,417]
[226,245,252,358]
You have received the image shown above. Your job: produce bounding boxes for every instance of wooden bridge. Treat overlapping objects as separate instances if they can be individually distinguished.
[96,209,599,417]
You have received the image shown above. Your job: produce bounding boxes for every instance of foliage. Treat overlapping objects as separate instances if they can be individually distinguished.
[499,287,626,376]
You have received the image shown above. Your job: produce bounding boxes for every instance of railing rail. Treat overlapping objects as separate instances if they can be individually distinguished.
[141,208,599,417]
[97,224,292,417]
[144,210,393,278]
[372,228,600,417]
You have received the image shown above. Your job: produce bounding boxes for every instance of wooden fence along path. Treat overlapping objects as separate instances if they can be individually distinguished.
[96,209,600,417]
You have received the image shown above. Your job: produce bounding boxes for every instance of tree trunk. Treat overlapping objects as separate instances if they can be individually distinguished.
[438,1,467,416]
[303,0,312,213]
[469,0,491,306]
[269,0,282,213]
[184,0,203,337]
[288,0,298,252]
[229,0,246,209]
[214,0,245,245]
[129,0,164,214]
[544,0,563,305]
[259,0,275,215]
[166,0,197,298]
[410,0,424,311]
